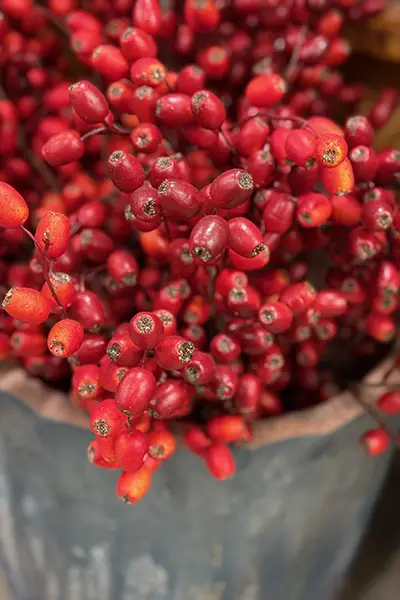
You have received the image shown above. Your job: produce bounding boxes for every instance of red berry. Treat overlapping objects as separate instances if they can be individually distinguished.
[42,131,84,167]
[69,80,109,124]
[157,179,204,219]
[114,430,149,472]
[35,211,70,258]
[296,193,332,228]
[360,428,389,456]
[204,443,236,480]
[155,335,195,370]
[208,169,253,210]
[148,379,192,418]
[91,45,129,81]
[129,311,164,349]
[228,217,266,258]
[207,415,250,443]
[258,301,293,333]
[285,128,316,166]
[245,74,287,108]
[191,90,226,129]
[115,367,156,416]
[132,0,162,35]
[119,27,157,62]
[108,150,145,193]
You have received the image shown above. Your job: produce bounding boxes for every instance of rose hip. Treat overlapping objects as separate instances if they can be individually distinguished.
[204,443,236,480]
[47,319,84,357]
[148,429,177,460]
[2,287,51,324]
[42,131,84,167]
[115,367,156,416]
[360,428,389,456]
[189,215,228,264]
[228,217,265,258]
[114,430,149,472]
[0,182,29,229]
[129,311,164,349]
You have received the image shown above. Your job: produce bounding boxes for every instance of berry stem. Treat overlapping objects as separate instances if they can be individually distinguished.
[351,383,400,449]
[20,226,68,319]
[285,24,308,80]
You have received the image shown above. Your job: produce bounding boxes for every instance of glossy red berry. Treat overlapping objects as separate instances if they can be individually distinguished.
[258,301,293,333]
[70,291,105,331]
[296,193,332,228]
[148,379,192,418]
[91,45,129,81]
[42,131,84,167]
[107,249,139,287]
[129,311,164,349]
[228,217,266,258]
[108,150,145,193]
[155,335,195,370]
[183,350,215,384]
[204,443,236,480]
[189,215,228,264]
[285,129,316,166]
[130,123,162,154]
[320,158,355,195]
[156,94,193,128]
[208,169,253,211]
[115,430,149,472]
[0,182,29,228]
[245,74,287,107]
[107,330,142,367]
[207,415,250,443]
[157,179,204,219]
[69,81,109,124]
[132,0,162,35]
[344,116,373,149]
[280,282,317,315]
[361,200,393,231]
[191,90,226,129]
[115,367,156,415]
[360,428,389,456]
[119,27,157,62]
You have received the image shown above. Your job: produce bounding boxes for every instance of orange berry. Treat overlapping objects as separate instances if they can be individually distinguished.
[35,211,70,258]
[116,465,152,503]
[47,318,84,357]
[315,134,348,168]
[148,429,177,460]
[320,158,355,195]
[2,287,51,324]
[0,182,29,229]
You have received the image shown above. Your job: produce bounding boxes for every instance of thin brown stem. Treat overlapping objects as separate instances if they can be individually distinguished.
[285,24,308,80]
[351,383,400,449]
[81,126,108,141]
[20,226,68,319]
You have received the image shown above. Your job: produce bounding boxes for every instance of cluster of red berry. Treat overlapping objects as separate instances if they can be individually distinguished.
[0,0,399,503]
